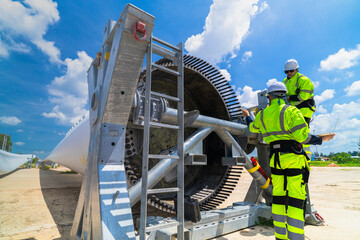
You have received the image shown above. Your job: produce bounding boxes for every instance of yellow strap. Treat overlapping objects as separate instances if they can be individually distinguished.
[105,52,110,61]
[247,164,260,173]
[260,177,270,189]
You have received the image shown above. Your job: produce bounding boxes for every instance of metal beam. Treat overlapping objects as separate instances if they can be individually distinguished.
[161,107,251,137]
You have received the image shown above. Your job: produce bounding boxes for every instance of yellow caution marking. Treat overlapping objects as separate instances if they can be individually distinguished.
[247,164,260,173]
[260,177,270,189]
[81,154,87,166]
[104,52,110,61]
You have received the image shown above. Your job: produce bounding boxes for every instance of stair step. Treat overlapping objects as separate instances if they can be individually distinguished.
[151,91,180,102]
[152,44,177,61]
[152,63,180,76]
[153,36,181,52]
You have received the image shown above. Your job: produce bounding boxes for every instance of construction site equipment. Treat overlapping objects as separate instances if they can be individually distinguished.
[44,4,324,239]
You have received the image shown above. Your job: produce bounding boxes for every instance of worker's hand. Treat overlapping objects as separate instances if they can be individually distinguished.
[240,108,250,117]
[320,133,335,142]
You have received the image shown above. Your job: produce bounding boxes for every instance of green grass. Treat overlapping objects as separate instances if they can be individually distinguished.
[40,165,52,170]
[19,163,38,168]
[60,170,78,174]
[310,160,360,167]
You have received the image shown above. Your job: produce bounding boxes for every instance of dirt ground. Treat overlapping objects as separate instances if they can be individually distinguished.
[0,166,359,240]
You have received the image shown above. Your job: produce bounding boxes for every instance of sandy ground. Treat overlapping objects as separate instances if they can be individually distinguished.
[0,166,359,240]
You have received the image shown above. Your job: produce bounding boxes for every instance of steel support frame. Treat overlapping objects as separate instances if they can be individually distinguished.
[70,4,155,239]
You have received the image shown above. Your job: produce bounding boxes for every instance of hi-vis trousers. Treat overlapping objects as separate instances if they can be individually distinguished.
[271,168,306,240]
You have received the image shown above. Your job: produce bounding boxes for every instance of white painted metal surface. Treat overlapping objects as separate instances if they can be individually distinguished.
[45,113,90,175]
[0,149,33,174]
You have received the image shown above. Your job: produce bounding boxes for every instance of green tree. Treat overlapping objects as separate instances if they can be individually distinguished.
[331,152,352,164]
[0,134,12,152]
[32,157,39,164]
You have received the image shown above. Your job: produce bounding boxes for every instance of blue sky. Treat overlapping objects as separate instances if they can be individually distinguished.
[1,0,360,159]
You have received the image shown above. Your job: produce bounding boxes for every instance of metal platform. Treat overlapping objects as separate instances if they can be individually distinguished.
[143,203,271,240]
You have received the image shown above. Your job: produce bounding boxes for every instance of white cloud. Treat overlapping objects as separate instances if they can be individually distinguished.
[347,71,355,78]
[219,69,232,81]
[235,78,276,108]
[242,51,253,62]
[236,85,262,108]
[333,101,360,118]
[266,78,278,87]
[34,150,45,154]
[16,129,24,133]
[14,142,25,146]
[316,105,327,114]
[0,116,21,125]
[314,89,335,104]
[345,80,360,96]
[313,81,320,88]
[0,34,31,57]
[185,0,268,65]
[311,100,360,154]
[0,0,62,64]
[42,51,92,125]
[319,44,360,71]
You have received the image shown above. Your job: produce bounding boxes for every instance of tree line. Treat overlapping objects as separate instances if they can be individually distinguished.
[0,133,12,152]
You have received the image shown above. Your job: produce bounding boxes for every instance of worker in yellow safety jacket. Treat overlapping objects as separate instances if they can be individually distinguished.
[283,59,315,159]
[241,81,333,240]
[283,59,315,124]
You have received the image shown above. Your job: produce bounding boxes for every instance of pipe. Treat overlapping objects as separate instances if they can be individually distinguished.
[129,127,214,206]
[217,130,272,196]
[162,107,250,136]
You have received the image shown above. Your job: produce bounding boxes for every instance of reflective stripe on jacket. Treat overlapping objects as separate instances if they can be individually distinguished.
[249,98,311,169]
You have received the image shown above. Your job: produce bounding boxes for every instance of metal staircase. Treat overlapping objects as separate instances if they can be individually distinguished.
[139,36,185,240]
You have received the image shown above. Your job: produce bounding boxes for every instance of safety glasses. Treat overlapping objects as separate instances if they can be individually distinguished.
[284,69,295,74]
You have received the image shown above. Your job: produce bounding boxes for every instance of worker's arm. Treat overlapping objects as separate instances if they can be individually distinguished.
[240,108,251,125]
[289,76,314,102]
[240,108,260,133]
[307,135,322,145]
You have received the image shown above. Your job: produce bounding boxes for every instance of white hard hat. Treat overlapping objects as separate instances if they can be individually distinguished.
[267,81,287,96]
[284,59,299,71]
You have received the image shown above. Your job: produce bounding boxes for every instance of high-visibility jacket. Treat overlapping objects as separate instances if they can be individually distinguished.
[283,72,315,119]
[249,98,311,169]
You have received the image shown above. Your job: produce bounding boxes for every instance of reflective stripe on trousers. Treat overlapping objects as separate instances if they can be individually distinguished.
[272,171,306,240]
